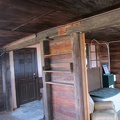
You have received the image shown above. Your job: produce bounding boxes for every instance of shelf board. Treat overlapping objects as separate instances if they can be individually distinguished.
[46,81,74,86]
[44,52,71,58]
[43,70,72,73]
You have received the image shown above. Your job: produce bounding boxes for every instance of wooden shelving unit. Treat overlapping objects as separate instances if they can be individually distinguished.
[42,40,73,83]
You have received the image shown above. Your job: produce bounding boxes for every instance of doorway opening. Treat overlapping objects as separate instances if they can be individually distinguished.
[9,44,44,119]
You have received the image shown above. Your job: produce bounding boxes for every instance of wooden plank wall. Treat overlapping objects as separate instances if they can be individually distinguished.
[1,53,11,111]
[4,53,11,111]
[99,44,109,66]
[0,56,4,111]
[42,36,76,120]
[50,37,75,120]
[109,42,120,87]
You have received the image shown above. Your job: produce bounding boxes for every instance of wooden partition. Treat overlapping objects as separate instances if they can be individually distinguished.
[110,42,120,74]
[0,57,4,111]
[0,53,11,111]
[40,33,89,120]
[109,42,120,88]
[99,44,109,66]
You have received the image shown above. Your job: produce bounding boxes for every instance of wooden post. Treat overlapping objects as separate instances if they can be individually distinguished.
[72,33,90,120]
[1,54,7,110]
[40,40,53,120]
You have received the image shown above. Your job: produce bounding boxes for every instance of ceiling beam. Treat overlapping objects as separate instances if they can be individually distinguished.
[67,8,120,34]
[3,8,120,51]
[3,34,36,51]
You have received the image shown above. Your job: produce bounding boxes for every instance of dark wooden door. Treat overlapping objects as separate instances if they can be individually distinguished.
[14,48,38,107]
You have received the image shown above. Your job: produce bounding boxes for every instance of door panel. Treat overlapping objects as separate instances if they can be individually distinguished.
[14,48,38,106]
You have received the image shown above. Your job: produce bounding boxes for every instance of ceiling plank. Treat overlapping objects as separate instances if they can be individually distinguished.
[27,0,80,15]
[0,29,32,36]
[0,0,52,14]
[11,10,56,31]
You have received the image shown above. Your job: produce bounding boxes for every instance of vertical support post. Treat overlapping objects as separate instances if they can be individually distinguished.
[1,54,7,110]
[9,51,17,110]
[72,33,90,120]
[40,40,52,120]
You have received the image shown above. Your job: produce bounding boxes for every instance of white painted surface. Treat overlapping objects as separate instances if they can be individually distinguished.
[9,51,17,110]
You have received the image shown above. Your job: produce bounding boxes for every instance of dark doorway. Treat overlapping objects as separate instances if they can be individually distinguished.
[14,48,39,107]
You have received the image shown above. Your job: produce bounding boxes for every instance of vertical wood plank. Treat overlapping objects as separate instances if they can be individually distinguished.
[80,33,90,120]
[1,55,6,110]
[72,33,90,120]
[40,40,53,120]
[4,53,11,111]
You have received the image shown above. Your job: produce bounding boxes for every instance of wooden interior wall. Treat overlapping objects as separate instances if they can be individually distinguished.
[42,36,76,120]
[0,56,4,111]
[99,44,109,66]
[109,42,120,88]
[1,53,11,111]
[4,53,11,111]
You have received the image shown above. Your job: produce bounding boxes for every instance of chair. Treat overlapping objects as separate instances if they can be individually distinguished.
[89,95,118,120]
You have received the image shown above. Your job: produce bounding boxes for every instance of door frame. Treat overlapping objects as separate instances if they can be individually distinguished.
[9,44,42,110]
[14,48,39,107]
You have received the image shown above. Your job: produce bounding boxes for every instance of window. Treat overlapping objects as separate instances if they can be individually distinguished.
[86,44,100,68]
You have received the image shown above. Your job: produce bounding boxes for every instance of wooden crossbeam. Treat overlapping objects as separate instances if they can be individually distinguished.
[3,34,36,51]
[3,8,120,51]
[67,8,120,33]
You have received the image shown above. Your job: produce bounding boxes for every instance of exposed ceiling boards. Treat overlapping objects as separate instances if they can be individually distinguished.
[0,0,120,47]
[86,25,120,42]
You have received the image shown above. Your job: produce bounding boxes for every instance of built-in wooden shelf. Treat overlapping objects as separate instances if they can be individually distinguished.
[43,63,73,73]
[46,81,74,86]
[43,70,72,73]
[44,52,71,58]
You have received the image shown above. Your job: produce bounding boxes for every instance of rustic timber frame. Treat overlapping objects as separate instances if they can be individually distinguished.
[72,33,89,120]
[1,8,120,120]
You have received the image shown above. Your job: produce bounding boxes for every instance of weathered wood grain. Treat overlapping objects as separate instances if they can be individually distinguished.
[42,36,76,120]
[72,33,89,120]
[52,85,76,120]
[67,8,120,34]
[40,40,53,120]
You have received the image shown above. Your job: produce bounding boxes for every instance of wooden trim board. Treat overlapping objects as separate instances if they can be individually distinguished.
[72,33,90,120]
